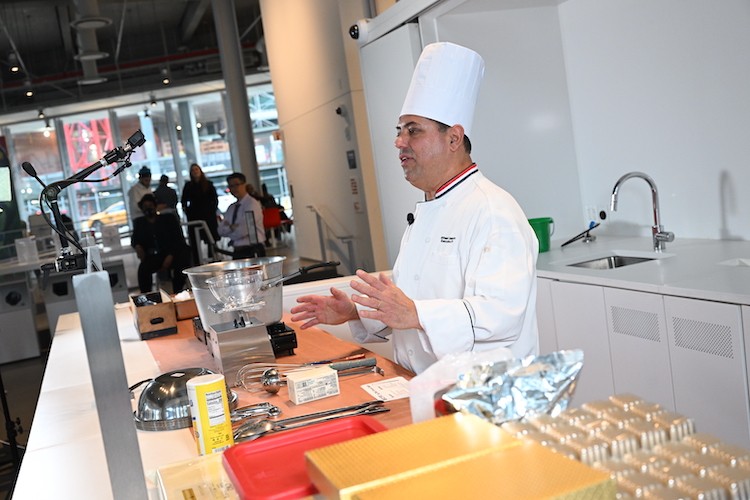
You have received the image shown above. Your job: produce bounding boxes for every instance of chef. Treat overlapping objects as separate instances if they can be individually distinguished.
[290,42,539,374]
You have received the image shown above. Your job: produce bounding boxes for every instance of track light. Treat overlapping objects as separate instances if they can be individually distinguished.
[38,109,45,119]
[8,52,19,73]
[149,94,157,107]
[43,118,52,138]
[161,68,170,85]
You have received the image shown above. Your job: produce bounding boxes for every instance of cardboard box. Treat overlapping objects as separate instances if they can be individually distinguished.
[130,290,177,340]
[173,295,199,320]
[305,413,613,499]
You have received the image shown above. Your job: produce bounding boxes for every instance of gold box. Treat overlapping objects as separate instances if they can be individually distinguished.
[130,289,177,340]
[305,413,613,500]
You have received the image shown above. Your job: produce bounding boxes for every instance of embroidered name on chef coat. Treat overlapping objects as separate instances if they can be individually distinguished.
[441,236,456,243]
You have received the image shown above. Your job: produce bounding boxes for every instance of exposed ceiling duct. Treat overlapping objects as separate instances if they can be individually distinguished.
[71,0,112,85]
[0,0,264,119]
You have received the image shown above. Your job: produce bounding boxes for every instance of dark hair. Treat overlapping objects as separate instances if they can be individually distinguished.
[159,174,169,183]
[433,120,472,154]
[138,193,157,208]
[226,172,246,184]
[190,163,210,192]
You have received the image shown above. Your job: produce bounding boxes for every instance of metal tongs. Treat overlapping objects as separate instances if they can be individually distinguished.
[233,400,388,442]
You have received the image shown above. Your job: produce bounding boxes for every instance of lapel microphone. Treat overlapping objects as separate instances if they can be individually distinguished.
[407,213,415,225]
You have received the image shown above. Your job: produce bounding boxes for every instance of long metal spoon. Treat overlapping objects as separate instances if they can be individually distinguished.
[233,405,389,442]
[233,400,384,439]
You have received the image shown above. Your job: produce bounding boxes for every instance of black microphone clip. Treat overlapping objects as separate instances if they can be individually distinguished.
[407,213,415,225]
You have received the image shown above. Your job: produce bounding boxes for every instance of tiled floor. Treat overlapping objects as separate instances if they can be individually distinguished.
[0,233,317,498]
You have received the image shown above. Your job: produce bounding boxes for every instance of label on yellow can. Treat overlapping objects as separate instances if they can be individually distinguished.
[186,373,234,455]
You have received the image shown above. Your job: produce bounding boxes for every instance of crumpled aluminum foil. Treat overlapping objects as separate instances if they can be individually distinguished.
[437,349,584,425]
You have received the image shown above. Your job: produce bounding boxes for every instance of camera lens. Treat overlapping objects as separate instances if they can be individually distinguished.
[349,24,359,40]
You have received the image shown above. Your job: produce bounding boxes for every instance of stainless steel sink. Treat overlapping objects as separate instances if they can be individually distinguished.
[569,255,656,270]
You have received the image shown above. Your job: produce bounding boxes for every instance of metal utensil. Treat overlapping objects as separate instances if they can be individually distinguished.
[233,400,388,442]
[259,364,384,394]
[230,402,282,422]
[237,357,377,392]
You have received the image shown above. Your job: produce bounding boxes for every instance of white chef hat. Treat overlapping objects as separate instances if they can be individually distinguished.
[400,42,485,139]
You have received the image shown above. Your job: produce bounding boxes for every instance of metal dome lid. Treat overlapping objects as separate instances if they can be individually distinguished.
[132,367,238,431]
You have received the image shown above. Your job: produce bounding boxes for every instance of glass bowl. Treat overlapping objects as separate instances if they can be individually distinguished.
[206,269,264,309]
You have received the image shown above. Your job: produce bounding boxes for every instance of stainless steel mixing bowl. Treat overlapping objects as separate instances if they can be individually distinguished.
[132,367,238,431]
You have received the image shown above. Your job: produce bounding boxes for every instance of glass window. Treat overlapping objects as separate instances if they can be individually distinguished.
[247,86,291,216]
[58,110,126,233]
[7,120,68,229]
[114,101,182,221]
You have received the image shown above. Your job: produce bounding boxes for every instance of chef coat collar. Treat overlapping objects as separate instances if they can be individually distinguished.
[434,163,478,200]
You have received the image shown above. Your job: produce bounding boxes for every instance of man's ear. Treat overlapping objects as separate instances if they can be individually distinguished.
[448,125,465,151]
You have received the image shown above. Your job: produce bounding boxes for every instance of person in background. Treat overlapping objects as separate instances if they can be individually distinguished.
[181,163,220,264]
[218,172,266,259]
[154,174,178,217]
[259,183,290,244]
[290,42,539,374]
[128,166,153,220]
[131,194,191,293]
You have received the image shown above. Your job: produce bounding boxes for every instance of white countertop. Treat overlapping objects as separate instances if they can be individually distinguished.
[537,236,750,305]
[12,305,196,500]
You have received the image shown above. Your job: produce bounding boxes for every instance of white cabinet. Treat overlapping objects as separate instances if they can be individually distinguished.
[550,281,614,407]
[603,288,675,411]
[665,297,750,448]
[536,277,557,354]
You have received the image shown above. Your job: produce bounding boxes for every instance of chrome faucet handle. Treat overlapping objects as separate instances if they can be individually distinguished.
[655,231,675,243]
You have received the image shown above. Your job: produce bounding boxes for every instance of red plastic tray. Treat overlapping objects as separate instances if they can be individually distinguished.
[223,415,387,500]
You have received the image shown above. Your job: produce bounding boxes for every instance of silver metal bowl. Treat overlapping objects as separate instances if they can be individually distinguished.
[132,367,238,431]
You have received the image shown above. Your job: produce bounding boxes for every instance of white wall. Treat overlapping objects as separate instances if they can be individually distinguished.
[559,0,750,241]
[259,0,375,272]
[425,3,583,238]
[359,0,750,246]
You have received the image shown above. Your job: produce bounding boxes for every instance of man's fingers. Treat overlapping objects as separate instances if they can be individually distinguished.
[378,273,394,286]
[354,269,383,289]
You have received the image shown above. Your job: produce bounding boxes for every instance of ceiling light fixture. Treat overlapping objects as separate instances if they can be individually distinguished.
[8,52,19,73]
[161,68,171,85]
[196,122,202,129]
[43,118,52,138]
[38,109,45,119]
[149,94,157,107]
[70,16,112,30]
[175,125,182,131]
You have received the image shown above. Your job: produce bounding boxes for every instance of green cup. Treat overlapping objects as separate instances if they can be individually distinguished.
[528,217,554,253]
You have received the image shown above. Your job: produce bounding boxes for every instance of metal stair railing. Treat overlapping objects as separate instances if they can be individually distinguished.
[306,205,355,274]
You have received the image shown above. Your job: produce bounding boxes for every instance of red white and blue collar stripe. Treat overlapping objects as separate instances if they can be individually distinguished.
[435,163,478,199]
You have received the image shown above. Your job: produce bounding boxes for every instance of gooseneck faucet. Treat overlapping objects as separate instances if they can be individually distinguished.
[610,172,675,252]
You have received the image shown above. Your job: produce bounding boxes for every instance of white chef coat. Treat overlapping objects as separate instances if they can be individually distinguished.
[128,182,152,219]
[218,193,265,247]
[350,166,539,374]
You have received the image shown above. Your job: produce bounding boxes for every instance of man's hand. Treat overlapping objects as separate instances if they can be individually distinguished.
[351,270,420,330]
[290,287,358,329]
